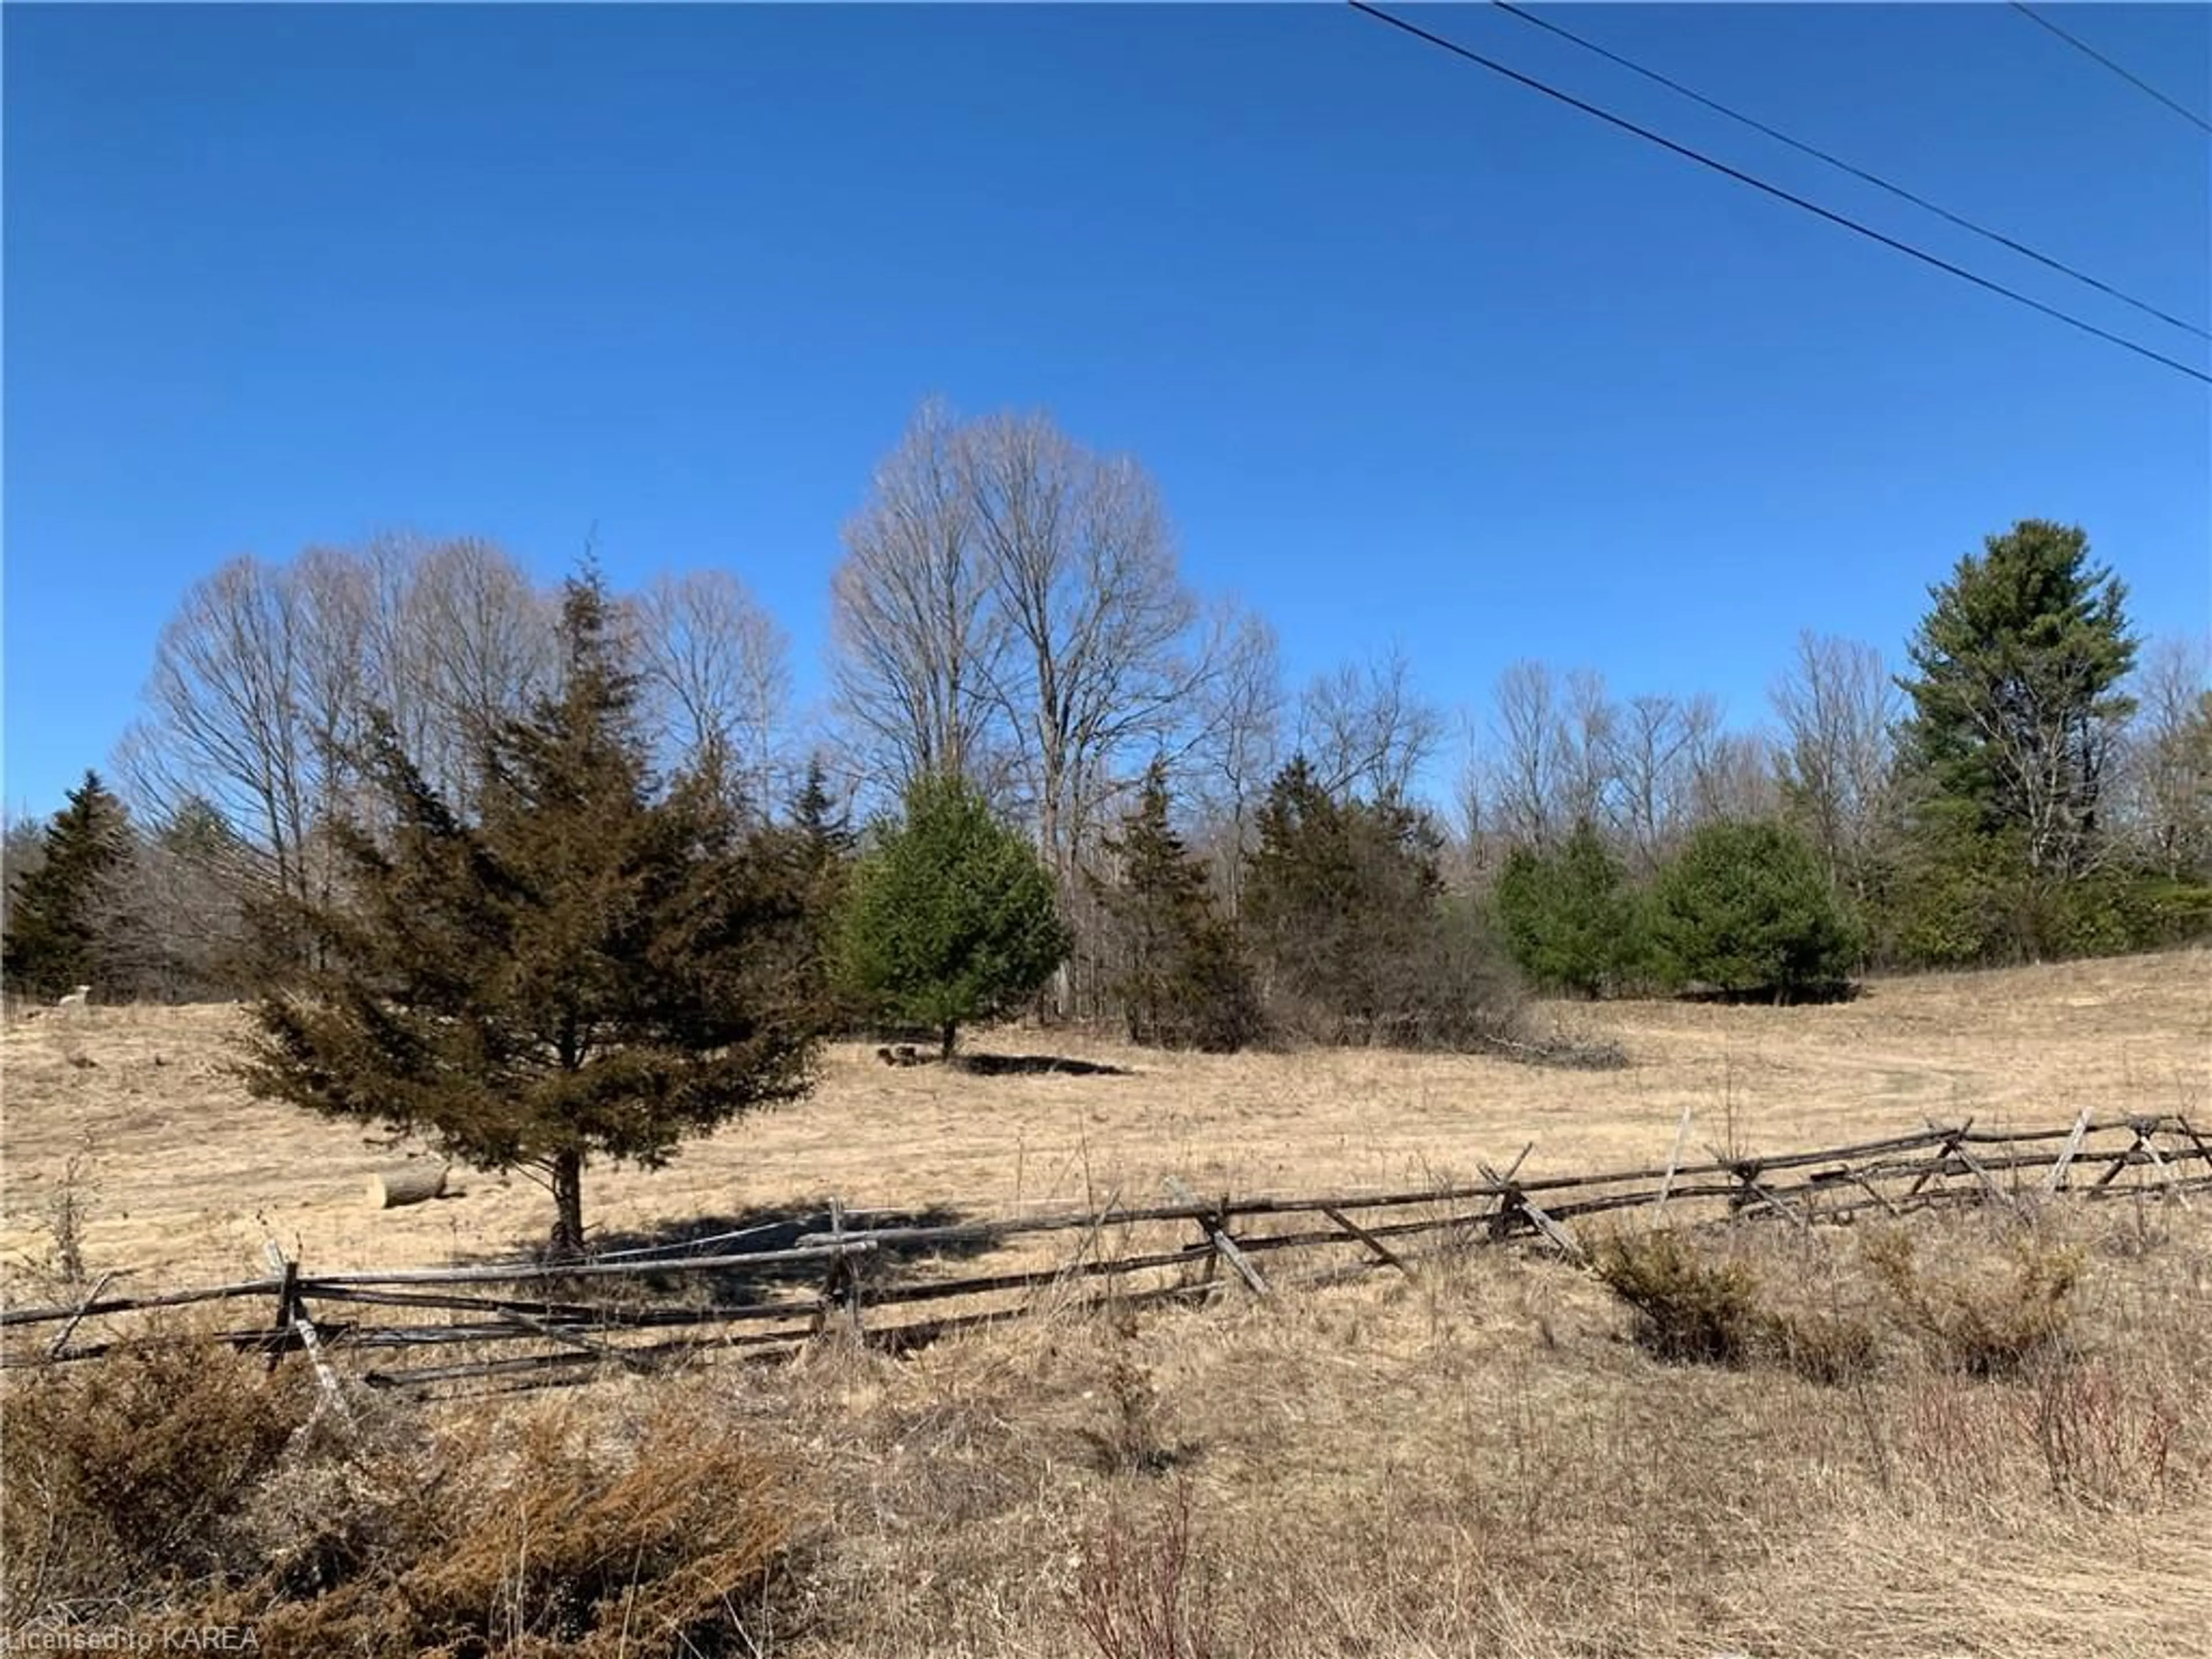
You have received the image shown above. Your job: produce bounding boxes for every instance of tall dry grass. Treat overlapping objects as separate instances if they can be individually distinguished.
[16,1194,2200,1657]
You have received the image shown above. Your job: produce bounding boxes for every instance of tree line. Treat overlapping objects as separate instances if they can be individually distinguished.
[6,405,2206,1028]
[6,399,2205,1248]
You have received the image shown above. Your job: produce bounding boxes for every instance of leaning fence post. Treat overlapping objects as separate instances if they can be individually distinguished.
[262,1241,354,1431]
[2044,1108,2093,1194]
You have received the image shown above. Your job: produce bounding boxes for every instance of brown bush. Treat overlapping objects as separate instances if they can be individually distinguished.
[1,1324,313,1612]
[1590,1227,1766,1365]
[1865,1227,2080,1377]
[249,1403,797,1658]
[1767,1308,1884,1386]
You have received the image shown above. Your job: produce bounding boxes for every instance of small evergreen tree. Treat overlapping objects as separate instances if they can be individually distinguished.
[3,772,134,1001]
[236,572,819,1256]
[838,774,1069,1057]
[1493,819,1641,997]
[1243,757,1510,1047]
[1648,820,1859,1000]
[1094,760,1262,1052]
[783,755,858,1028]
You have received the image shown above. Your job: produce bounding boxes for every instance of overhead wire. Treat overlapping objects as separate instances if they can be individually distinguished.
[1487,0,2206,341]
[2008,2,2212,137]
[1344,2,2211,386]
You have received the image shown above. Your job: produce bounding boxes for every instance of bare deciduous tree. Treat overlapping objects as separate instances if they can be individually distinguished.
[390,537,556,810]
[1184,605,1284,916]
[1605,692,1696,874]
[2117,634,2212,877]
[1770,631,1900,900]
[630,569,791,809]
[830,399,1007,799]
[124,556,315,914]
[1486,659,1567,848]
[1297,645,1441,805]
[968,410,1206,894]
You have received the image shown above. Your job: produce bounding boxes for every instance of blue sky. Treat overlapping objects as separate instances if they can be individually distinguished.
[6,2,2207,823]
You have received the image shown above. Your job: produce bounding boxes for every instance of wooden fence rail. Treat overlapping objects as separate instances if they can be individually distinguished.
[5,1111,2205,1392]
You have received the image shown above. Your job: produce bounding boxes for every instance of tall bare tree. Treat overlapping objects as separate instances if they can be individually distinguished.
[1183,605,1284,917]
[2117,634,2212,878]
[122,537,556,964]
[1486,660,1568,848]
[967,410,1207,894]
[388,537,556,810]
[1605,692,1696,874]
[830,400,1006,798]
[631,569,791,809]
[1296,645,1441,804]
[1770,632,1900,900]
[124,555,316,913]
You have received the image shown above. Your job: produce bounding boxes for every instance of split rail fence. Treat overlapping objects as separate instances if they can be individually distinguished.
[5,1110,2206,1399]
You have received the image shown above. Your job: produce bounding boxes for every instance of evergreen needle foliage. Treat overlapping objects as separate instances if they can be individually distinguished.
[1093,760,1263,1052]
[3,771,134,1001]
[234,571,820,1256]
[1493,819,1642,997]
[1647,820,1859,1001]
[838,772,1070,1056]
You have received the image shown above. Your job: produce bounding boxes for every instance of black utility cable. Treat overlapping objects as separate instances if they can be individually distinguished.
[1346,2,2210,386]
[1490,0,2206,340]
[2009,3,2212,138]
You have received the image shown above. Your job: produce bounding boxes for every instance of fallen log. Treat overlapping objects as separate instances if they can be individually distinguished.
[366,1164,449,1209]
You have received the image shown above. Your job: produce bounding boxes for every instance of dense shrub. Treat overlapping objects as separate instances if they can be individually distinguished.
[1242,758,1520,1050]
[1865,1229,2080,1378]
[1592,1229,1767,1365]
[1648,820,1859,999]
[3,1338,798,1659]
[1,1328,313,1607]
[1492,820,1642,997]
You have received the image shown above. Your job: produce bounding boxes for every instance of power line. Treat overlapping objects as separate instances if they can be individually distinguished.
[1488,0,2207,342]
[2009,3,2212,137]
[1346,2,2211,386]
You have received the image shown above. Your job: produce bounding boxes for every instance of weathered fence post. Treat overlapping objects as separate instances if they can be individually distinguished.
[262,1241,354,1431]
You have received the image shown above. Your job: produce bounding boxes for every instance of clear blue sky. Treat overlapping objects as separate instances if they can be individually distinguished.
[6,2,2207,823]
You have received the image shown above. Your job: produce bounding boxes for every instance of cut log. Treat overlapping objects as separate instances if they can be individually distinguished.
[367,1164,449,1210]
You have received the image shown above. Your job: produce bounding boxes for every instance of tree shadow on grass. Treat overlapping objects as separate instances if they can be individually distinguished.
[953,1052,1134,1077]
[1673,980,1865,1007]
[873,1047,1134,1077]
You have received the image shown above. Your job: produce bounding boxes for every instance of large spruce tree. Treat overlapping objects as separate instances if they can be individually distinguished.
[3,772,134,1001]
[236,572,819,1256]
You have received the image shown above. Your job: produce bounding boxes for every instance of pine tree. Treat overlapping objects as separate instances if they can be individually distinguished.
[785,755,858,1026]
[1647,820,1858,1000]
[838,774,1069,1057]
[3,772,134,1000]
[1899,520,2138,880]
[1094,760,1260,1051]
[1241,757,1469,1045]
[236,572,819,1256]
[1493,819,1641,997]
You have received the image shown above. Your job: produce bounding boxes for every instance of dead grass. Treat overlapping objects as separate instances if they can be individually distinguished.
[2,950,2205,1293]
[1,952,2207,1654]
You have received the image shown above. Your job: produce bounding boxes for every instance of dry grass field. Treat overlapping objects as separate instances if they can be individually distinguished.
[3,951,2210,1658]
[2,949,2206,1294]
